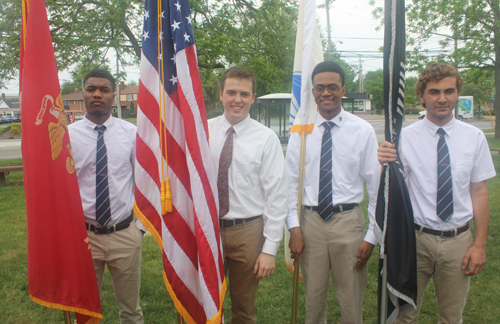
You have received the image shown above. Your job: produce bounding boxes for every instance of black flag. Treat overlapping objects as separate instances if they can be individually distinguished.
[375,0,418,323]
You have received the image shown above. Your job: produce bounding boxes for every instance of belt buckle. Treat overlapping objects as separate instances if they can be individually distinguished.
[228,219,236,227]
[339,205,344,213]
[106,225,116,234]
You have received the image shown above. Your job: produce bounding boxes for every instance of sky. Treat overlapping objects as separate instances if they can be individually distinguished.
[1,0,453,96]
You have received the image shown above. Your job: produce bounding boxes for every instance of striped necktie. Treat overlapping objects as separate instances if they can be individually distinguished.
[318,121,335,221]
[217,127,234,217]
[95,125,111,226]
[437,128,453,222]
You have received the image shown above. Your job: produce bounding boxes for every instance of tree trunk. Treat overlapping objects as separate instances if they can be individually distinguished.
[120,17,141,60]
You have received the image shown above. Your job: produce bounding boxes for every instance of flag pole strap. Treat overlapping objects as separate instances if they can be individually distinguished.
[63,311,71,324]
[177,312,184,324]
[291,133,307,323]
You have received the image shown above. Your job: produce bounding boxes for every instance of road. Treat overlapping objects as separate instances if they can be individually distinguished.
[0,139,22,159]
[0,116,496,159]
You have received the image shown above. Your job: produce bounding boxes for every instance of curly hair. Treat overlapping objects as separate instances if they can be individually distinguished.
[220,66,256,95]
[415,63,463,94]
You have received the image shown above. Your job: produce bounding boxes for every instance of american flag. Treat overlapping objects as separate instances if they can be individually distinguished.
[134,0,225,323]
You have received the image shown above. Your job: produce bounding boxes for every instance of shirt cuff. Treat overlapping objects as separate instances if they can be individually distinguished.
[286,215,300,230]
[262,239,280,256]
[364,230,377,246]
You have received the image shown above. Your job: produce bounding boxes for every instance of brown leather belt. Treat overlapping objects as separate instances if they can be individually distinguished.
[219,215,261,228]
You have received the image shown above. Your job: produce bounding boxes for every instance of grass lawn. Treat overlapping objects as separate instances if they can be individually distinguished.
[1,138,499,323]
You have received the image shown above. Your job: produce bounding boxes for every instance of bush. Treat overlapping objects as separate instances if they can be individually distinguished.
[10,124,22,135]
[0,125,10,135]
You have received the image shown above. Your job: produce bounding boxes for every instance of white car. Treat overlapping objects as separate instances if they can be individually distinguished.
[418,110,465,121]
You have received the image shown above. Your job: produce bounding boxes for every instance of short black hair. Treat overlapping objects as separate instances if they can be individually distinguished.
[84,69,115,91]
[311,61,345,86]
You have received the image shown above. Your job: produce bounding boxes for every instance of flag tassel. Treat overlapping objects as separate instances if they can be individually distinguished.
[165,178,173,213]
[160,179,173,215]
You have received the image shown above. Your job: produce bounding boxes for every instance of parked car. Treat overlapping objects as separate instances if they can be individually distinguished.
[1,117,14,123]
[418,110,466,121]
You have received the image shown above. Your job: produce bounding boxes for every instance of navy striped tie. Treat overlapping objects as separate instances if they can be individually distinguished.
[437,128,453,222]
[318,121,335,220]
[95,125,111,226]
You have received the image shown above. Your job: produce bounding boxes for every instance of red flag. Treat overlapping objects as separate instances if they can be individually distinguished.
[134,0,225,323]
[20,0,103,323]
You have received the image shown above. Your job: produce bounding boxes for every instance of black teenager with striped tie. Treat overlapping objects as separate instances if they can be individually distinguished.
[69,68,145,322]
[378,63,495,323]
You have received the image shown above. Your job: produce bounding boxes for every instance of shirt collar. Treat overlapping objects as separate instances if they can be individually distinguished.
[314,107,346,129]
[423,116,455,137]
[83,114,114,132]
[220,114,251,136]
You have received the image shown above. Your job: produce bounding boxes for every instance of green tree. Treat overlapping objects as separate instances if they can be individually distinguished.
[363,69,383,113]
[323,52,357,93]
[459,68,494,105]
[405,76,419,108]
[0,0,22,88]
[2,0,299,112]
[46,0,143,72]
[0,0,141,88]
[192,0,298,106]
[403,0,500,137]
[61,64,112,95]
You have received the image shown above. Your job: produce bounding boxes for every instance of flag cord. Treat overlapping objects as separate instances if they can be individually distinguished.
[157,0,172,215]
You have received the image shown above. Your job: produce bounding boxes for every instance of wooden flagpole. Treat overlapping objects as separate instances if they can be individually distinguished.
[63,311,71,324]
[291,132,308,324]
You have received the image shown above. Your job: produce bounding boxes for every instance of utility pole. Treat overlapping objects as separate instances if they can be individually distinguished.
[318,0,336,51]
[116,49,122,119]
[358,55,363,92]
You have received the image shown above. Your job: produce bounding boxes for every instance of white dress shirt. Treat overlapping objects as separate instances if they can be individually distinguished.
[286,109,381,245]
[69,116,138,227]
[208,115,288,256]
[401,117,496,230]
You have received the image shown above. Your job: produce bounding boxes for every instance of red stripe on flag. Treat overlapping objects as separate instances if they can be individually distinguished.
[162,250,207,323]
[162,207,198,267]
[185,46,209,138]
[134,187,163,236]
[136,135,161,190]
[193,214,222,308]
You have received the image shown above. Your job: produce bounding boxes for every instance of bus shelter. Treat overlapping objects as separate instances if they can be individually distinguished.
[251,93,291,144]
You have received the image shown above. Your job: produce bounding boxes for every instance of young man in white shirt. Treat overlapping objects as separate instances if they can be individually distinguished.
[208,66,288,323]
[287,61,381,323]
[378,63,496,323]
[69,69,144,323]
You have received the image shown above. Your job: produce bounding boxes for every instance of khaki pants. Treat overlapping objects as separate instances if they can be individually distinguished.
[89,222,144,324]
[301,206,367,324]
[395,228,473,324]
[220,217,265,324]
